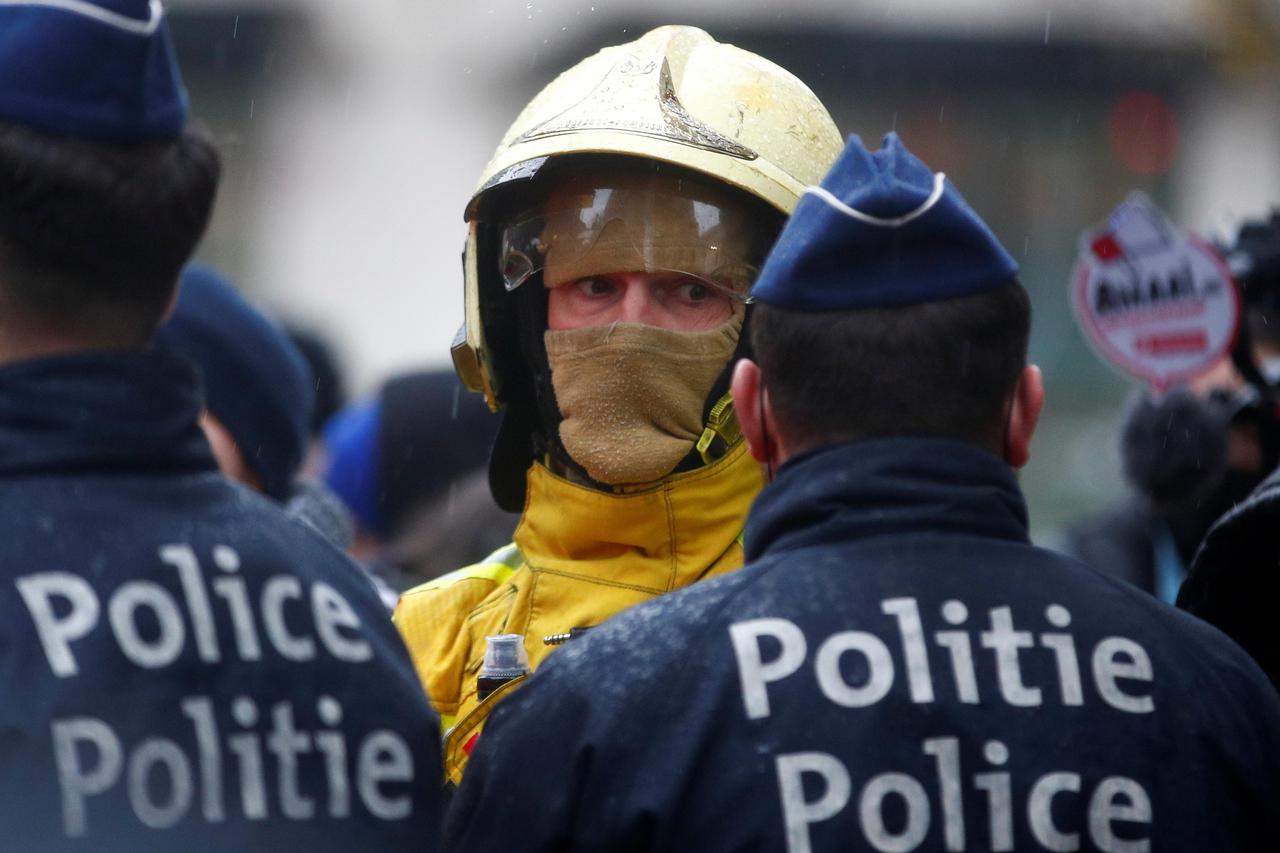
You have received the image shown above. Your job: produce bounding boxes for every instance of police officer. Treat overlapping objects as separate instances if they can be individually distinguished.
[393,25,843,782]
[446,134,1280,851]
[0,2,441,849]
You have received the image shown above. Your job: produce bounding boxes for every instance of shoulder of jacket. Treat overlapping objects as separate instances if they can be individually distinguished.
[392,544,524,715]
[397,543,523,601]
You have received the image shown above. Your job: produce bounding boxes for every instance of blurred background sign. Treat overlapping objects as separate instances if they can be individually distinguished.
[1072,192,1241,391]
[165,0,1280,541]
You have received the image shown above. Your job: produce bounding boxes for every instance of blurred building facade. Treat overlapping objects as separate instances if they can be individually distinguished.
[168,0,1280,539]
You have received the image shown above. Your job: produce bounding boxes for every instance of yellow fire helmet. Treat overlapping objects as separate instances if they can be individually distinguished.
[452,25,843,508]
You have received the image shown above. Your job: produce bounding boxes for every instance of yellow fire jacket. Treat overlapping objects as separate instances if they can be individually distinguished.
[393,439,763,783]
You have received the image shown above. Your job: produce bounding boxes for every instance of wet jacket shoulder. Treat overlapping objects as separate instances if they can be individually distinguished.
[393,543,525,722]
[450,438,1280,852]
[1179,465,1280,687]
[0,353,443,852]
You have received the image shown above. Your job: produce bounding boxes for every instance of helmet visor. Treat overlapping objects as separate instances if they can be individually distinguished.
[498,172,772,326]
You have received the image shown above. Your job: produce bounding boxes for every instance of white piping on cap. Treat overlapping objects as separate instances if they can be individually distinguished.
[0,0,164,36]
[803,172,948,228]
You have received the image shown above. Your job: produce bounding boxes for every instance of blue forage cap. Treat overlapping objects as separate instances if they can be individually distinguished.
[752,133,1018,311]
[0,0,188,140]
[154,265,315,501]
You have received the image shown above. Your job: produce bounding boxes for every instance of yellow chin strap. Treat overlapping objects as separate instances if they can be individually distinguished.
[696,392,743,466]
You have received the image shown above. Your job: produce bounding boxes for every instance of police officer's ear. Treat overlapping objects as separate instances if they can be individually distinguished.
[1004,364,1045,469]
[732,358,785,467]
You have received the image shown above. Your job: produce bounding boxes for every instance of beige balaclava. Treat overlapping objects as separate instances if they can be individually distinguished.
[546,317,741,485]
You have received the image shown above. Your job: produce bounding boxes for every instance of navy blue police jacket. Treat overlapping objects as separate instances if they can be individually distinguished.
[449,437,1280,852]
[0,352,442,851]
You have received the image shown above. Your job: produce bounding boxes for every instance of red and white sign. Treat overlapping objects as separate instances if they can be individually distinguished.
[1071,192,1240,390]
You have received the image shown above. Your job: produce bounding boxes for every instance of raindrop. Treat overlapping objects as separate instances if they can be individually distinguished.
[248,98,255,119]
[232,15,239,39]
[938,104,945,122]
[1043,11,1052,45]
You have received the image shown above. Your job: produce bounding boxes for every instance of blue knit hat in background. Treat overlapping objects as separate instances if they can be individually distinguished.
[0,0,188,140]
[752,133,1018,311]
[323,400,382,535]
[323,370,501,540]
[154,265,314,501]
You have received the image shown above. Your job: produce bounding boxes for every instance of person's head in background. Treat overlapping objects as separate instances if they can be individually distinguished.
[731,133,1042,475]
[287,327,349,437]
[1119,212,1280,562]
[1215,211,1280,481]
[0,4,219,361]
[323,369,511,583]
[153,265,314,502]
[1230,211,1280,382]
[286,325,349,475]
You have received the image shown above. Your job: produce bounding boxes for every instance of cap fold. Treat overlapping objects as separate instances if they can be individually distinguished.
[752,133,1018,311]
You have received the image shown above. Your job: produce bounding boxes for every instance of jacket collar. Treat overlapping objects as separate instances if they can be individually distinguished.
[514,439,763,593]
[745,436,1029,561]
[0,350,216,478]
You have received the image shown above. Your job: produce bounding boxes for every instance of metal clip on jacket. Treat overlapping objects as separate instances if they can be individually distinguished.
[696,392,742,465]
[543,627,592,646]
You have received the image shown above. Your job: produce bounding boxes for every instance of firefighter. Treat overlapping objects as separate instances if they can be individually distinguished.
[393,25,843,781]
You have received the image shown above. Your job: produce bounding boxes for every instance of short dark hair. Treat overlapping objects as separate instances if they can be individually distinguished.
[0,121,220,347]
[751,280,1031,453]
